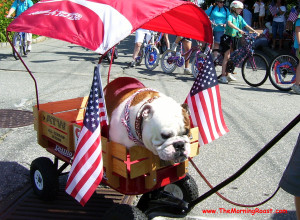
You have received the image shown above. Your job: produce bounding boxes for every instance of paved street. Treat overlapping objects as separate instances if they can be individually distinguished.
[0,35,299,219]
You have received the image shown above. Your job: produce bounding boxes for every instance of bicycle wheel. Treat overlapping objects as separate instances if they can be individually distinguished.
[106,51,113,63]
[12,33,22,60]
[241,53,269,87]
[191,53,205,79]
[268,54,298,91]
[22,33,28,56]
[161,49,177,73]
[145,46,160,70]
[135,45,144,66]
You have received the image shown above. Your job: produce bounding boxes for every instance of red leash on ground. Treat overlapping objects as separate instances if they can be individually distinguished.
[188,157,280,207]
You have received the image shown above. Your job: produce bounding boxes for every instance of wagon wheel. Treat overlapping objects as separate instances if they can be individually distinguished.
[30,157,59,200]
[102,204,147,220]
[137,173,198,212]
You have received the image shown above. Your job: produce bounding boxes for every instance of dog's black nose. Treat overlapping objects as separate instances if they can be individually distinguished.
[173,141,185,152]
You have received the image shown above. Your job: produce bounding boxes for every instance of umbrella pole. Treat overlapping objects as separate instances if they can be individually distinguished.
[6,31,40,110]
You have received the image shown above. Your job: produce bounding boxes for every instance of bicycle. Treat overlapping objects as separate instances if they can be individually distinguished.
[210,33,269,87]
[7,17,29,60]
[160,38,205,74]
[135,32,161,70]
[103,45,119,63]
[268,53,298,91]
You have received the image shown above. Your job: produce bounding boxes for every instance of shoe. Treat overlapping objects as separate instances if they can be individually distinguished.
[218,76,228,84]
[129,60,136,67]
[291,84,300,95]
[171,42,178,51]
[227,73,237,82]
[184,68,192,74]
[26,44,31,52]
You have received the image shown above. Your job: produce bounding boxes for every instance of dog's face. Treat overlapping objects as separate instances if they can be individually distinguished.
[140,96,191,163]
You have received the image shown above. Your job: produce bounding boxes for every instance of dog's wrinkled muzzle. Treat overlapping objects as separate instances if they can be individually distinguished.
[173,141,187,162]
[156,136,190,162]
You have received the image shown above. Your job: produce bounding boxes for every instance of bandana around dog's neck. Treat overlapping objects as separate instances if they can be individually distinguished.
[121,88,159,146]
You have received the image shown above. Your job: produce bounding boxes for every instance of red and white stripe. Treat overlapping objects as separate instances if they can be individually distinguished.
[185,85,228,146]
[65,126,103,205]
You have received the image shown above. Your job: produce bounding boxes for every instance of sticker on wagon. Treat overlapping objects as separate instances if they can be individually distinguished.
[55,145,73,158]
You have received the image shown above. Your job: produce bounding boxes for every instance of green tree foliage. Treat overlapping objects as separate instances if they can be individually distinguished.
[0,0,39,42]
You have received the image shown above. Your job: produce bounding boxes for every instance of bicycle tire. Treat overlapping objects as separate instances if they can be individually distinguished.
[135,45,144,66]
[22,34,28,56]
[161,49,177,73]
[144,46,160,70]
[268,54,298,91]
[191,53,205,79]
[241,53,269,87]
[106,51,113,63]
[12,33,21,60]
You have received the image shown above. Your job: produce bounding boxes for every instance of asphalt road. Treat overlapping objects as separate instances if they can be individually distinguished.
[0,35,299,220]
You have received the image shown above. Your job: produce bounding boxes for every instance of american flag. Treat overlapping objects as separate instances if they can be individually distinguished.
[287,7,299,22]
[268,3,278,17]
[65,65,108,206]
[184,54,229,146]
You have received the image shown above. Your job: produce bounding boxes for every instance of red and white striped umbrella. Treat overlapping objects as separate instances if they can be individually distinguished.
[7,0,212,54]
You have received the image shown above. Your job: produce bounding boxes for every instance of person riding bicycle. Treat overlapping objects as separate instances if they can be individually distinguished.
[6,0,34,52]
[205,0,229,55]
[129,28,152,67]
[219,0,259,84]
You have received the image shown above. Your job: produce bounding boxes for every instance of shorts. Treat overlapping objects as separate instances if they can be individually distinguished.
[135,29,151,44]
[279,133,300,197]
[213,31,224,44]
[220,34,239,54]
[253,13,259,22]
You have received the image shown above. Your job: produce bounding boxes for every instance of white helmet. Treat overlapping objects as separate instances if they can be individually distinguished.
[230,0,244,9]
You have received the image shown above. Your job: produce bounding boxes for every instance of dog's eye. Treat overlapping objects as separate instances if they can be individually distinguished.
[161,132,172,139]
[184,128,190,135]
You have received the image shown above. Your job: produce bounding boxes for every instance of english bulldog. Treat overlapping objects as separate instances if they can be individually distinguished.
[104,77,191,163]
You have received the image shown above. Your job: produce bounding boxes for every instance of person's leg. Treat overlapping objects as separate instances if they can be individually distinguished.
[26,33,32,51]
[292,49,300,94]
[130,29,145,66]
[296,50,300,86]
[164,34,170,50]
[278,22,284,50]
[295,196,300,220]
[183,39,192,73]
[272,21,278,48]
[220,48,231,84]
[213,31,223,50]
[132,42,142,60]
[171,36,183,51]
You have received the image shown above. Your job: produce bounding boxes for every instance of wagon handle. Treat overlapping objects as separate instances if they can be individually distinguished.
[186,113,300,212]
[6,31,40,110]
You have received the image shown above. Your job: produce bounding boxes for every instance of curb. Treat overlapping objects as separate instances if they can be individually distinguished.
[0,36,47,48]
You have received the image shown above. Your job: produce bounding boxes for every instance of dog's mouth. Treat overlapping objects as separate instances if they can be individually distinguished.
[174,155,188,163]
[155,138,190,163]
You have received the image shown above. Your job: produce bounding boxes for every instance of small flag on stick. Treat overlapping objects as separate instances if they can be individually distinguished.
[184,54,229,146]
[65,65,108,206]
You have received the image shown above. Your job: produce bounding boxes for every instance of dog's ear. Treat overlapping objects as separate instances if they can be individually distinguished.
[141,104,153,120]
[181,103,190,116]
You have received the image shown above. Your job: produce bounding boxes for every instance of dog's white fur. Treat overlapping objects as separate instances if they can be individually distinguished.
[105,77,191,163]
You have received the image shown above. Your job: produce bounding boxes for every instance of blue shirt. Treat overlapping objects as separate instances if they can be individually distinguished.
[11,0,33,17]
[205,6,229,32]
[294,18,300,49]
